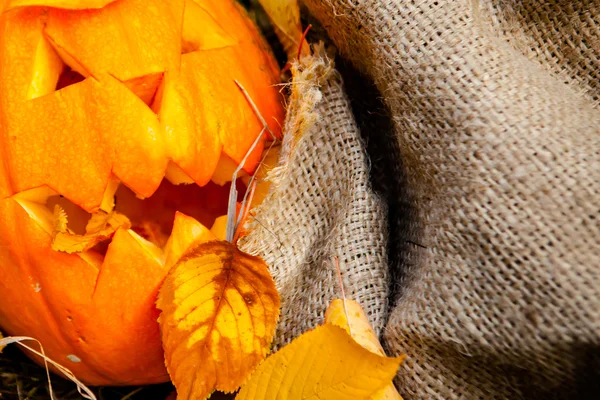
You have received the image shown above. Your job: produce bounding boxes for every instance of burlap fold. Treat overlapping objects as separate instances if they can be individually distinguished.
[240,47,390,347]
[249,0,599,398]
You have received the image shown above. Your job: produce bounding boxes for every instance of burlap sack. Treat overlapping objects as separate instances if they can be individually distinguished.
[244,0,600,399]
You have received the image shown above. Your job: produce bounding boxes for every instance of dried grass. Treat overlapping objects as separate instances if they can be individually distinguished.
[0,345,174,400]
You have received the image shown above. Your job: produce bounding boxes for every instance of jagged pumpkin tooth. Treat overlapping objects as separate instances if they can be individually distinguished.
[179,49,267,175]
[4,74,167,212]
[99,177,119,213]
[157,70,223,187]
[163,211,217,268]
[173,1,283,177]
[88,228,168,384]
[44,0,184,82]
[4,78,110,211]
[195,0,284,141]
[211,153,249,186]
[4,0,117,11]
[210,204,242,242]
[3,192,170,385]
[210,215,228,241]
[92,74,168,199]
[193,0,280,78]
[1,197,99,304]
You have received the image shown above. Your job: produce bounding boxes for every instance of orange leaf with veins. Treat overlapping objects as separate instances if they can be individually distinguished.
[157,241,280,399]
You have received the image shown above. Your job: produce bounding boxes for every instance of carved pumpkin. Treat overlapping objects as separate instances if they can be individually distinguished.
[0,0,283,385]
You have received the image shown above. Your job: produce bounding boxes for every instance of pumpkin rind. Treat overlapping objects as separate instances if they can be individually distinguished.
[0,0,283,385]
[44,0,184,81]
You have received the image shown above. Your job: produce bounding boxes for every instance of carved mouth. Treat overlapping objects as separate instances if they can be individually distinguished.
[12,176,246,267]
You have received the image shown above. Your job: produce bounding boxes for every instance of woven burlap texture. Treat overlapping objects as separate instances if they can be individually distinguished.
[296,1,599,399]
[239,49,390,347]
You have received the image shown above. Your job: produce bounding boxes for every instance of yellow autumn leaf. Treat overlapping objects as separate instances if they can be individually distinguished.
[157,240,280,399]
[51,205,131,253]
[325,298,388,355]
[257,0,310,60]
[236,324,402,400]
[325,299,404,400]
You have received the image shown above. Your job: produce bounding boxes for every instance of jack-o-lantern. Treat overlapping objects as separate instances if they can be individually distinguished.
[0,0,283,386]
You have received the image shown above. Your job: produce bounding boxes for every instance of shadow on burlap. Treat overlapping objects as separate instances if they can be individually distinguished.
[244,1,600,399]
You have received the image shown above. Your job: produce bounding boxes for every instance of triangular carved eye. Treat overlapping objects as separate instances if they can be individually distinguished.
[25,33,87,99]
[31,34,163,112]
[55,66,85,91]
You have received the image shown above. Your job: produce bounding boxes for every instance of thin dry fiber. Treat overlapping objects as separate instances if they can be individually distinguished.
[302,0,600,398]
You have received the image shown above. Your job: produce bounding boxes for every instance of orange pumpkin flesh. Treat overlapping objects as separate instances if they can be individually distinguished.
[0,0,283,386]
